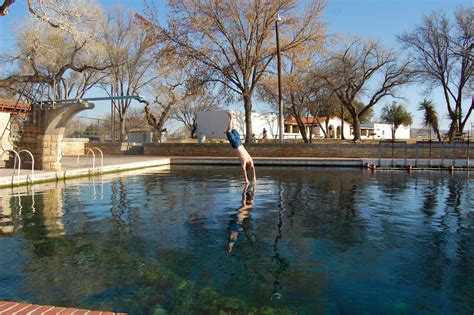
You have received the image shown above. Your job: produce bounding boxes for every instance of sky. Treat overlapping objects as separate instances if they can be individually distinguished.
[0,0,472,132]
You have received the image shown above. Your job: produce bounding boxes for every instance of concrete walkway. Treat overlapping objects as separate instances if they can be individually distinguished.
[0,155,170,188]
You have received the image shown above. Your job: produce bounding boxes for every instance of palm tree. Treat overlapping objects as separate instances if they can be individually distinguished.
[418,99,441,141]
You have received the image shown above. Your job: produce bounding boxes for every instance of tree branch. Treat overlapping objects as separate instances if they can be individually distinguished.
[0,0,14,16]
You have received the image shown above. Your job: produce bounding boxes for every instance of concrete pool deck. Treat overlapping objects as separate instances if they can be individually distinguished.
[0,155,471,188]
[0,156,171,188]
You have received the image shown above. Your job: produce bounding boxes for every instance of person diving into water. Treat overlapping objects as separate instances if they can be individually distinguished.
[225,111,256,185]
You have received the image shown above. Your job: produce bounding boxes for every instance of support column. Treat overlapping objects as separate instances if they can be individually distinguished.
[12,101,94,171]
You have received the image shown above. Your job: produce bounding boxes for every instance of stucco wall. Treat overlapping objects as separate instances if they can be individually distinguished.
[0,112,11,161]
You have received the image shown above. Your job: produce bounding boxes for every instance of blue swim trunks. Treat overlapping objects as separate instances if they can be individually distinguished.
[226,129,242,149]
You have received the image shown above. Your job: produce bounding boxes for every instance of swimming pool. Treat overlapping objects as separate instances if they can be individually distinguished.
[0,166,472,314]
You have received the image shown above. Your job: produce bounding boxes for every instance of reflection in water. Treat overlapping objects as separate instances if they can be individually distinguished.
[227,183,255,253]
[0,167,472,314]
[0,194,13,234]
[271,182,289,301]
[0,186,37,235]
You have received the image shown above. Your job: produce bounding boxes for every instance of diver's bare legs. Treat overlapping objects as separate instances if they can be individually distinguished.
[227,111,234,132]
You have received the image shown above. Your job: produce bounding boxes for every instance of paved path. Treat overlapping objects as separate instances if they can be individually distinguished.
[0,301,126,314]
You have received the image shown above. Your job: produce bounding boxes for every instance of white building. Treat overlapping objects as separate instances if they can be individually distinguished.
[284,116,352,139]
[196,110,278,141]
[196,111,412,141]
[0,98,31,163]
[358,123,411,140]
[197,111,356,141]
[234,111,279,139]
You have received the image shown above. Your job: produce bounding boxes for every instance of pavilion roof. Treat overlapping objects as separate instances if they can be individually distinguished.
[0,98,32,114]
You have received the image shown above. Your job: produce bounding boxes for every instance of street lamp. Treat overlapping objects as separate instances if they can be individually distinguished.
[275,13,284,142]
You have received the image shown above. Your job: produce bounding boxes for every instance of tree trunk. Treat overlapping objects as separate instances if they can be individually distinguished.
[315,120,326,138]
[459,97,473,137]
[243,92,253,143]
[119,116,127,142]
[324,119,329,139]
[435,128,442,142]
[296,118,309,143]
[351,116,361,141]
[448,116,458,143]
[154,130,162,143]
[340,104,345,140]
[290,94,308,143]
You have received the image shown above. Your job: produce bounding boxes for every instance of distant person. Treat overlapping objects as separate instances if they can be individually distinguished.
[262,128,267,140]
[228,183,255,253]
[226,111,256,184]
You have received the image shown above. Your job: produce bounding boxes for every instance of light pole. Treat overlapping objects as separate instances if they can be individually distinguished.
[275,13,284,142]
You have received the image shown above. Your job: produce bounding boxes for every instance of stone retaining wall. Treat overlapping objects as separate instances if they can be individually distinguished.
[84,142,132,155]
[143,142,473,159]
[62,138,89,155]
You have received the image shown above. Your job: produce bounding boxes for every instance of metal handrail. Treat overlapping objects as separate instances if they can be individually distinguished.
[77,148,96,173]
[85,148,96,173]
[91,147,104,172]
[16,149,34,184]
[2,149,21,184]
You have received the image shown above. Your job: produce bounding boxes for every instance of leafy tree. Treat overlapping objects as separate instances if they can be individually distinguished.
[141,0,326,143]
[398,7,473,141]
[320,38,413,141]
[380,102,413,140]
[418,98,441,141]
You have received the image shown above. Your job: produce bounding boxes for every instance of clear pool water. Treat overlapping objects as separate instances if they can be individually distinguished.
[0,166,472,314]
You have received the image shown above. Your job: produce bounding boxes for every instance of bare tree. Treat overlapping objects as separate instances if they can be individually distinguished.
[0,0,14,16]
[259,52,320,143]
[141,0,326,143]
[102,8,157,142]
[398,7,473,141]
[0,13,110,100]
[143,84,178,143]
[321,38,413,141]
[306,88,338,139]
[26,0,103,40]
[173,90,221,139]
